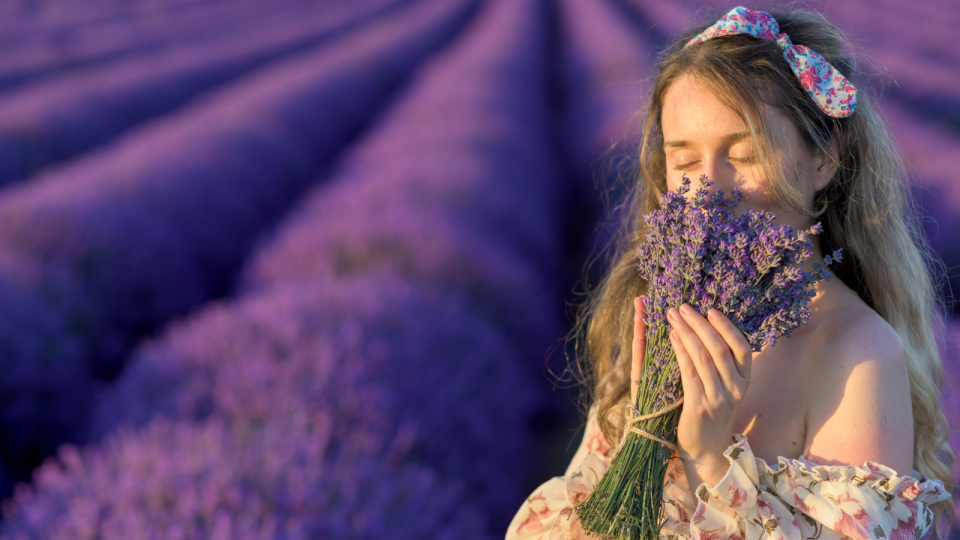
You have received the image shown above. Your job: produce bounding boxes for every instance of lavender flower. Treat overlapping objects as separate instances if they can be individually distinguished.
[577,174,840,540]
[636,174,840,352]
[0,0,475,492]
[2,413,489,540]
[0,0,470,186]
[91,274,546,531]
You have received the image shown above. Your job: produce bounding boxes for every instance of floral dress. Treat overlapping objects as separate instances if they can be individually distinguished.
[506,405,951,540]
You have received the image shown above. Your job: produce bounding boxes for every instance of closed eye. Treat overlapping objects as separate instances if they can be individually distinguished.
[673,160,699,171]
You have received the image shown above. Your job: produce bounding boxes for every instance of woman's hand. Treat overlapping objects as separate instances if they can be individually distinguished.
[667,303,753,484]
[629,296,646,407]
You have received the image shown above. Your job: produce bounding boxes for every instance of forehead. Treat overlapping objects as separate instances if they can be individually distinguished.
[661,74,746,138]
[661,74,801,147]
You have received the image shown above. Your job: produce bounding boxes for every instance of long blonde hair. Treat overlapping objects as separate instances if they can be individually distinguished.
[567,6,955,537]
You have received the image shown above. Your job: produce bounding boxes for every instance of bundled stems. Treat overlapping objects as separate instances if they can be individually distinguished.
[575,327,683,540]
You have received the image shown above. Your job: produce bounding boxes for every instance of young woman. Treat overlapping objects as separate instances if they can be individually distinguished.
[508,6,955,540]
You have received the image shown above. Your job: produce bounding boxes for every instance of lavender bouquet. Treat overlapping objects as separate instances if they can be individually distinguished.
[575,174,841,540]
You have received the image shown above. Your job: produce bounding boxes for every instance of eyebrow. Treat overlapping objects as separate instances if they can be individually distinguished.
[663,131,751,148]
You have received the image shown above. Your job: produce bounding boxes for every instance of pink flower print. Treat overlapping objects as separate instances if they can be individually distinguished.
[888,490,918,522]
[828,491,875,540]
[728,484,749,510]
[692,501,707,525]
[565,472,589,505]
[863,463,889,482]
[798,69,823,94]
[516,491,552,535]
[887,499,919,540]
[789,491,818,518]
[700,527,745,540]
[888,516,918,540]
[740,10,759,24]
[586,427,611,456]
[900,480,922,500]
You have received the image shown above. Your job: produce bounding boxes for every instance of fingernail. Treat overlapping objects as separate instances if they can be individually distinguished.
[707,309,718,320]
[667,308,679,321]
[680,304,694,315]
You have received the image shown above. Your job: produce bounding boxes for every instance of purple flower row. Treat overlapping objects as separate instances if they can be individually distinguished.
[81,0,568,535]
[237,0,566,364]
[554,0,659,278]
[0,0,321,91]
[3,411,490,540]
[879,103,960,314]
[90,276,542,536]
[0,0,412,185]
[0,0,476,493]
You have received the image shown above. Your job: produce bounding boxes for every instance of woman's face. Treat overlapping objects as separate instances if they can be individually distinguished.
[660,73,829,232]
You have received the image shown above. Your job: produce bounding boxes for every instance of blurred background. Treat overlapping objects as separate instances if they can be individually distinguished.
[0,0,956,538]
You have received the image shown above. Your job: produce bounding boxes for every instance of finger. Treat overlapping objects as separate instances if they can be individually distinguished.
[679,304,742,396]
[670,327,704,407]
[668,307,721,401]
[707,308,753,383]
[630,296,646,406]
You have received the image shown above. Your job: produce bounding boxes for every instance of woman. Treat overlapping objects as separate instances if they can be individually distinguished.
[508,6,955,540]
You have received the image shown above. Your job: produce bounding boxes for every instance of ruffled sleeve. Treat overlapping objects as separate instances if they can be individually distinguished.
[505,405,614,539]
[507,414,951,540]
[665,434,952,540]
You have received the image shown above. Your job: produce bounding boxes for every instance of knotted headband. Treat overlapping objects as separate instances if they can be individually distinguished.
[684,6,857,118]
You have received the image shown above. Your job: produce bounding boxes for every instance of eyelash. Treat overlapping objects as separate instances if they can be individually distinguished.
[672,156,758,171]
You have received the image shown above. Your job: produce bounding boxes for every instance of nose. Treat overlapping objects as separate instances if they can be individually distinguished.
[701,155,736,194]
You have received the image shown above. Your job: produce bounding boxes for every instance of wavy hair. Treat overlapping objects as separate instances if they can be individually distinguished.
[566,6,955,537]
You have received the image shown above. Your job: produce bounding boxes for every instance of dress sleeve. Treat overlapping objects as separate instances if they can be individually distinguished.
[663,433,953,540]
[505,405,614,539]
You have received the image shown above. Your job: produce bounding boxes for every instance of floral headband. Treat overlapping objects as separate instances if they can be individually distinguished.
[685,6,857,118]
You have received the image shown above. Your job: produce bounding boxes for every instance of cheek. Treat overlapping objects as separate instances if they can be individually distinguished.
[664,170,687,193]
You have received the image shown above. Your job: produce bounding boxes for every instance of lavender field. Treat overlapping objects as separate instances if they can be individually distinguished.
[0,0,956,538]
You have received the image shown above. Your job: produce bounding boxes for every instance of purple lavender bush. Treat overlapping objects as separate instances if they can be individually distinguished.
[0,0,476,493]
[2,413,492,540]
[555,0,659,284]
[240,0,566,365]
[879,103,960,314]
[0,0,327,90]
[0,251,91,493]
[0,0,475,374]
[91,274,543,534]
[0,0,412,185]
[575,175,840,540]
[91,0,566,532]
[240,182,554,361]
[817,0,960,130]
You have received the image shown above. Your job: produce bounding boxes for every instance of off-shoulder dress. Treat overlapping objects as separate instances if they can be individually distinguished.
[507,405,951,540]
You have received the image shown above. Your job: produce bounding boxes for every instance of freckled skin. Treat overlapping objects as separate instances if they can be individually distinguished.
[662,74,830,236]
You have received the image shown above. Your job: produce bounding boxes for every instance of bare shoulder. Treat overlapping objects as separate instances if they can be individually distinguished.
[800,288,914,473]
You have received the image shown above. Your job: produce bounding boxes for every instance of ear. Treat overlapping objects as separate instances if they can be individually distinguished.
[811,136,839,192]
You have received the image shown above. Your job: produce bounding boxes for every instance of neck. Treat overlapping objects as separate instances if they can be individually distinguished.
[802,237,844,311]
